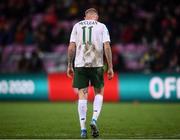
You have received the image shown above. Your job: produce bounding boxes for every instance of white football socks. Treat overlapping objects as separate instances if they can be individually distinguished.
[92,94,103,121]
[78,99,87,130]
[78,95,103,130]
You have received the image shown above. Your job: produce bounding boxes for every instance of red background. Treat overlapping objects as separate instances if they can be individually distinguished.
[48,73,119,102]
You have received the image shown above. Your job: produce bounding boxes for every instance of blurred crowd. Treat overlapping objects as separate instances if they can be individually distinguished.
[0,0,179,73]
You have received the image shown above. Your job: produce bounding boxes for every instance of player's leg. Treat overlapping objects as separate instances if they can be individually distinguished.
[78,88,88,138]
[92,87,104,122]
[73,68,89,138]
[89,67,104,138]
[90,87,103,138]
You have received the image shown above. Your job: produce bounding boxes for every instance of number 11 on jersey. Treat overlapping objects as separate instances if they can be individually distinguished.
[82,26,93,44]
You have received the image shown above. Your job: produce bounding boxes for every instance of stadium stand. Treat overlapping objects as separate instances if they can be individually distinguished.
[0,0,179,73]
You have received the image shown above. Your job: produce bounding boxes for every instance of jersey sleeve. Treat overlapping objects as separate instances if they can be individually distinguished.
[102,25,110,43]
[70,24,77,43]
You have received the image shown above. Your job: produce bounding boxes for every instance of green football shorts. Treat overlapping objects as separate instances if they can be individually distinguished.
[73,67,104,89]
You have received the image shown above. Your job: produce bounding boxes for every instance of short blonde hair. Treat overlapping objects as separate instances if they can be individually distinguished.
[85,8,98,16]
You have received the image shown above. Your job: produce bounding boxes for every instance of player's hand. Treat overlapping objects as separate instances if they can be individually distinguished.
[67,66,74,78]
[107,68,114,80]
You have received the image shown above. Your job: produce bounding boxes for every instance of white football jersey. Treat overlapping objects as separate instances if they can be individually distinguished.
[70,20,110,67]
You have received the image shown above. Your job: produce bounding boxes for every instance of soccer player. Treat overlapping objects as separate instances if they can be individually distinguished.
[67,8,114,138]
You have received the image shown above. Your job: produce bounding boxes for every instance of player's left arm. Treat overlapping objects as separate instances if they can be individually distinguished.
[104,41,114,80]
[67,42,76,78]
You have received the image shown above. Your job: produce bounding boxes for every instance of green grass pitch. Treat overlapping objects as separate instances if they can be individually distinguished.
[0,102,180,139]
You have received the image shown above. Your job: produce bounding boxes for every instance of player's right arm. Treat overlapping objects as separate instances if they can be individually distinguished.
[67,42,76,78]
[67,24,77,78]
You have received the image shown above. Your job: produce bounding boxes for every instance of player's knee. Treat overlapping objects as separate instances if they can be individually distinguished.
[94,87,104,95]
[78,88,88,99]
